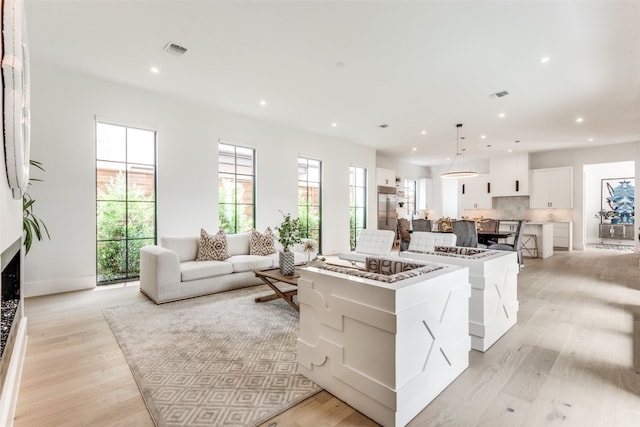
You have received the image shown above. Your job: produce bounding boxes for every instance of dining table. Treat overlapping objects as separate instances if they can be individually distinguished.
[477,231,514,246]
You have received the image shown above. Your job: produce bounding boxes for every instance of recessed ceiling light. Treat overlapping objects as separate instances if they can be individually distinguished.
[332,122,337,127]
[540,56,550,64]
[575,117,584,123]
[481,135,486,139]
[508,149,513,153]
[588,138,594,142]
[412,147,417,152]
[259,100,267,106]
[150,66,159,74]
[421,130,426,135]
[498,113,506,118]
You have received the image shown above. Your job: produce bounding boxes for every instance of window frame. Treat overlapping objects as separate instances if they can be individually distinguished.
[298,156,322,252]
[95,121,157,284]
[218,143,256,233]
[349,165,367,250]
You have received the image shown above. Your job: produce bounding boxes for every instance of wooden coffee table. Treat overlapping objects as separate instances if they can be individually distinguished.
[254,267,301,312]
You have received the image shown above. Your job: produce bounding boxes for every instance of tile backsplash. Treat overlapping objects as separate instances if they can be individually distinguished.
[462,196,574,222]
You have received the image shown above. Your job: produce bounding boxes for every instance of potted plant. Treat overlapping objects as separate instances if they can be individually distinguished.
[594,209,618,223]
[276,211,302,275]
[23,160,50,254]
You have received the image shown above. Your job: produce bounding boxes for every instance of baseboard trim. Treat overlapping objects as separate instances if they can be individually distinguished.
[24,276,96,297]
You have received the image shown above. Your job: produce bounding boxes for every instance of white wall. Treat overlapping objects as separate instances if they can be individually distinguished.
[26,63,376,296]
[376,155,430,181]
[0,39,22,257]
[530,142,640,250]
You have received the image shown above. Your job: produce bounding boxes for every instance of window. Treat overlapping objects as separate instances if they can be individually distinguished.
[96,122,156,284]
[349,166,367,250]
[404,179,417,216]
[219,143,255,233]
[298,157,322,250]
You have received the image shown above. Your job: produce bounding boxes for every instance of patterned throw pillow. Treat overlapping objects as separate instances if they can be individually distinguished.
[250,227,277,256]
[196,229,230,261]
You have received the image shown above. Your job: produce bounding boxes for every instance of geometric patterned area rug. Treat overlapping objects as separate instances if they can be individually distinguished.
[103,285,321,427]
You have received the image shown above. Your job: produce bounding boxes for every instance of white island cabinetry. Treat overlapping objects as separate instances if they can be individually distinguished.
[499,221,553,259]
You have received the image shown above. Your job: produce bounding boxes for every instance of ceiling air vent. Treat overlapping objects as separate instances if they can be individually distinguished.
[490,90,509,99]
[163,42,188,56]
[378,124,389,129]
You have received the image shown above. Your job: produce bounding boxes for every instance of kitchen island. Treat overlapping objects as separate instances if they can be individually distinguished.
[500,220,554,259]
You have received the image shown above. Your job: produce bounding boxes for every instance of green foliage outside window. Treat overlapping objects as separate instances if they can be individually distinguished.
[97,172,154,283]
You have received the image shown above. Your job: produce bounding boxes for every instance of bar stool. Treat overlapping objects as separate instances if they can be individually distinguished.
[521,234,538,258]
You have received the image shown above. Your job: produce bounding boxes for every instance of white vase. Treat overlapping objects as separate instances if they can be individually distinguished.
[279,250,295,275]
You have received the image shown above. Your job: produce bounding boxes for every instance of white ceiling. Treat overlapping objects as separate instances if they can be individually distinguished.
[24,0,640,167]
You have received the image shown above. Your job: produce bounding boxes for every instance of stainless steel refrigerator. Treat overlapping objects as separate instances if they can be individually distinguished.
[377,186,398,232]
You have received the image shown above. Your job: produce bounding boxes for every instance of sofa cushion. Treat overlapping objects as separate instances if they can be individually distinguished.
[250,228,277,256]
[161,236,199,262]
[181,260,233,282]
[365,257,425,275]
[196,229,230,261]
[226,232,251,256]
[227,255,274,273]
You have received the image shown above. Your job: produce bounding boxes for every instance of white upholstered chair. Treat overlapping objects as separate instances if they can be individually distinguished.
[338,229,396,265]
[405,231,457,252]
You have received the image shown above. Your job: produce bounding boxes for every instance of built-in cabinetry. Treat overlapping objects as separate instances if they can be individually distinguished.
[461,174,492,209]
[529,167,573,208]
[599,224,634,241]
[417,178,433,210]
[376,168,395,187]
[552,221,573,250]
[489,153,529,197]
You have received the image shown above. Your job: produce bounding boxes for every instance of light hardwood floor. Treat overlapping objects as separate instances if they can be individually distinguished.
[14,248,640,427]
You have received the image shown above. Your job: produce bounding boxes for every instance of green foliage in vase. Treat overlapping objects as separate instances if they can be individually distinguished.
[594,209,618,221]
[276,211,302,252]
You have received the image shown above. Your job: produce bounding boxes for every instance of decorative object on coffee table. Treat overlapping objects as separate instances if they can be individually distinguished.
[302,239,317,263]
[276,211,302,275]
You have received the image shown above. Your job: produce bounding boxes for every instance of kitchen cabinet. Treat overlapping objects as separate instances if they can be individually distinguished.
[529,167,573,208]
[489,153,529,196]
[417,178,433,210]
[376,168,396,187]
[552,221,573,250]
[460,174,492,209]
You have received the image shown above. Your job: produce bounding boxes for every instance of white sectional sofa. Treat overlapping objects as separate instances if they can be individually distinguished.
[297,256,471,427]
[139,232,309,304]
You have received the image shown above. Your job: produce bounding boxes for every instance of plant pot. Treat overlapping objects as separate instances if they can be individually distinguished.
[279,250,295,276]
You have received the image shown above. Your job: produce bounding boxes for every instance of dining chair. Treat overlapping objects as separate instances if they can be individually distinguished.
[411,219,432,232]
[478,218,500,245]
[489,219,526,267]
[397,218,411,251]
[452,220,479,248]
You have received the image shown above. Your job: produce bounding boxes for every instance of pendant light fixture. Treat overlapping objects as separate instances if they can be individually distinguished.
[441,123,478,179]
